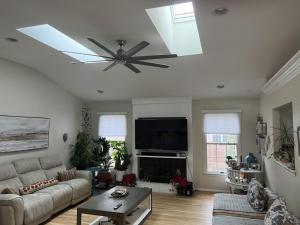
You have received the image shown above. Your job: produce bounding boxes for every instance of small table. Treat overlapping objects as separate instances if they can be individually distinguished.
[77,186,152,225]
[86,167,110,195]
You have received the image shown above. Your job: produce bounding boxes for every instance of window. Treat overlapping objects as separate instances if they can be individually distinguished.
[171,2,195,23]
[17,24,105,63]
[98,115,127,141]
[203,113,241,174]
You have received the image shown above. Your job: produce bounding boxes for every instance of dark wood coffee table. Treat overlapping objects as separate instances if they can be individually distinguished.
[77,186,152,225]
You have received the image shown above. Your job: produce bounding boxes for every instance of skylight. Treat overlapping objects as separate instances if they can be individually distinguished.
[171,2,195,23]
[17,24,104,63]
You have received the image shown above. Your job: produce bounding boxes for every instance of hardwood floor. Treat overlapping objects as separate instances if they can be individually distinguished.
[44,192,214,225]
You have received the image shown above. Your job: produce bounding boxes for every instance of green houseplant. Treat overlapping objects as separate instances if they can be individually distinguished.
[71,108,92,169]
[111,142,131,182]
[90,137,112,170]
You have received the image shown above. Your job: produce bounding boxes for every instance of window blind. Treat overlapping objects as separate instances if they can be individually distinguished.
[203,113,241,134]
[98,115,127,138]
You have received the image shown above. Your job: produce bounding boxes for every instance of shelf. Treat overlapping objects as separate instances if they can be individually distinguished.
[136,154,187,159]
[271,157,296,176]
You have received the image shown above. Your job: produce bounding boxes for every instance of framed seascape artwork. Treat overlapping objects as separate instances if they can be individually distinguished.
[0,115,50,153]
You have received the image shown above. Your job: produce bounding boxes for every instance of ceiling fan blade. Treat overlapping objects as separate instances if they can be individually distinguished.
[124,63,141,73]
[129,54,178,61]
[130,61,169,68]
[125,41,149,57]
[62,51,113,59]
[87,38,117,57]
[103,61,117,71]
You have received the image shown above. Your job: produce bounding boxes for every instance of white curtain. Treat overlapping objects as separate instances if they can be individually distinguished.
[203,113,241,134]
[98,115,127,138]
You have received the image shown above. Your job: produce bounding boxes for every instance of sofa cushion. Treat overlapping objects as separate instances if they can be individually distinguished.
[37,184,72,209]
[0,163,18,181]
[213,215,264,225]
[22,193,53,225]
[264,188,279,209]
[18,170,47,186]
[58,168,76,182]
[213,193,265,219]
[0,178,23,195]
[19,178,58,195]
[39,155,63,170]
[60,178,90,201]
[13,158,41,174]
[264,199,288,225]
[247,179,266,211]
[0,163,23,194]
[44,165,66,179]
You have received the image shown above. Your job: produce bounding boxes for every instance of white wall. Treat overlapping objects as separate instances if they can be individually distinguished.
[260,74,300,217]
[0,58,82,165]
[193,99,259,191]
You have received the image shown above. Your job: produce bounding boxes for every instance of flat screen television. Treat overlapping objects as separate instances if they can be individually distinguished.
[135,117,188,151]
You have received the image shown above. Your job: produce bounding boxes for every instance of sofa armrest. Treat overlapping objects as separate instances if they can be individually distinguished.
[0,194,24,225]
[76,170,92,186]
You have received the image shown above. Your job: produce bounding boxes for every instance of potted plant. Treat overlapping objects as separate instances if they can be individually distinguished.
[90,137,112,171]
[111,142,131,182]
[71,108,92,169]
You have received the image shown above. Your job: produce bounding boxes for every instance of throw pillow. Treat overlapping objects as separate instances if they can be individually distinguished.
[1,188,17,194]
[19,178,58,195]
[247,179,266,211]
[264,199,288,225]
[57,167,76,181]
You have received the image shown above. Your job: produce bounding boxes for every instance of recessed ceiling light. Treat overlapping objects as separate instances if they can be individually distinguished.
[213,8,228,15]
[5,37,18,42]
[96,90,104,94]
[217,84,225,89]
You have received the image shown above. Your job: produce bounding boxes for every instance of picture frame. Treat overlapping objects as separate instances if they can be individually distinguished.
[0,115,50,153]
[297,126,300,156]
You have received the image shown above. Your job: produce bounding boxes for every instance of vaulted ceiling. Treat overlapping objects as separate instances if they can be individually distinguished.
[0,0,300,101]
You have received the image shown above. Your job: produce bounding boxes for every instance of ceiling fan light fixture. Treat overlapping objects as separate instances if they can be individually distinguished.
[96,89,104,94]
[217,84,225,89]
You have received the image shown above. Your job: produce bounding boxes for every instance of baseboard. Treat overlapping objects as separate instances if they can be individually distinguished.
[195,187,228,193]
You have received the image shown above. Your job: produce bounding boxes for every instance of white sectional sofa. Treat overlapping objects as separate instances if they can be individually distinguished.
[0,155,92,225]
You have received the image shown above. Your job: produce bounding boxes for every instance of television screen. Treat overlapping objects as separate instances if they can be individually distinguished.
[135,117,188,151]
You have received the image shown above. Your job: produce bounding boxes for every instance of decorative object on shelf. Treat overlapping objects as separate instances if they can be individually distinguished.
[267,122,295,170]
[112,142,132,182]
[256,115,267,138]
[0,115,50,152]
[227,159,238,170]
[245,153,257,165]
[63,133,68,142]
[297,126,300,157]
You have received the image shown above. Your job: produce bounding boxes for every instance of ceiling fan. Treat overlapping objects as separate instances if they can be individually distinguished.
[65,38,177,73]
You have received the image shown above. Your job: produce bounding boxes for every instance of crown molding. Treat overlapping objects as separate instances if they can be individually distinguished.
[262,50,300,95]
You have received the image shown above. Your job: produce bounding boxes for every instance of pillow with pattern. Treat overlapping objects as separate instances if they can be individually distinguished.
[19,178,58,195]
[57,167,76,181]
[1,188,17,194]
[265,199,288,225]
[247,179,266,211]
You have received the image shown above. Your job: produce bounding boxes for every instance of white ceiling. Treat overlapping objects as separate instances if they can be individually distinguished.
[0,0,300,101]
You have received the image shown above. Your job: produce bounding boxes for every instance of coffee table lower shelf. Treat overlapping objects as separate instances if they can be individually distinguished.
[89,208,152,225]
